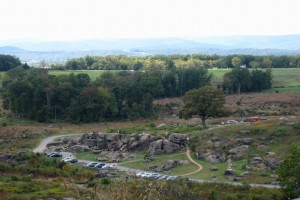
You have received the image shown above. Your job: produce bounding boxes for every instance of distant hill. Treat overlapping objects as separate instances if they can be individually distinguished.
[1,35,300,62]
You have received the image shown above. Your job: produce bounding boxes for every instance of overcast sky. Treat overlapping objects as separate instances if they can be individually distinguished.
[1,0,300,40]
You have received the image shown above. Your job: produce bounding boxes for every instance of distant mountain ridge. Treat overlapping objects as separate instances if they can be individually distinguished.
[0,35,300,62]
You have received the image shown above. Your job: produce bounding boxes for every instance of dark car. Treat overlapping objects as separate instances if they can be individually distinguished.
[48,153,63,158]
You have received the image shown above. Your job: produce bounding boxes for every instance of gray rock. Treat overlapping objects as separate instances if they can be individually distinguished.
[229,145,249,160]
[251,157,263,164]
[210,166,218,171]
[163,160,178,170]
[206,155,221,164]
[224,169,235,176]
[106,152,122,161]
[148,139,180,155]
[66,145,89,153]
[238,138,254,145]
[266,152,276,157]
[163,139,180,154]
[265,158,281,170]
[178,160,189,165]
[168,133,187,145]
[257,145,268,150]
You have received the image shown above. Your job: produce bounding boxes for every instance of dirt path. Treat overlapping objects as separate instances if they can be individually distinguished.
[179,148,203,176]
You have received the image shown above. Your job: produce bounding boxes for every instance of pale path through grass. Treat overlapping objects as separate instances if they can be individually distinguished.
[179,148,203,176]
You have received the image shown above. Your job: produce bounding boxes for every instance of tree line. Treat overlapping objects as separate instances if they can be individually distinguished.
[1,65,212,122]
[51,54,300,71]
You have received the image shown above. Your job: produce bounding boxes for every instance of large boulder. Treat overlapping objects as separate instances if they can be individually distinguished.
[66,145,89,153]
[148,139,180,155]
[163,139,181,154]
[168,133,187,146]
[206,155,221,164]
[265,158,281,170]
[238,138,254,145]
[162,160,178,170]
[229,145,249,160]
[148,139,164,155]
[138,134,156,150]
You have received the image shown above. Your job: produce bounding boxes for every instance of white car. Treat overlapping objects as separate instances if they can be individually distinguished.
[225,120,239,124]
[102,164,113,169]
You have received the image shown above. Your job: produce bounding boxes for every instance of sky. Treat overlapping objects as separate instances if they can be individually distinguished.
[1,0,300,41]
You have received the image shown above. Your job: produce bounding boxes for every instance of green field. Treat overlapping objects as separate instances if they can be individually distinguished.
[1,68,300,93]
[209,68,300,93]
[48,70,112,81]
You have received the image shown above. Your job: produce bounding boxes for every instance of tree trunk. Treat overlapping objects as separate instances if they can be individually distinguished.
[237,83,241,95]
[201,118,206,126]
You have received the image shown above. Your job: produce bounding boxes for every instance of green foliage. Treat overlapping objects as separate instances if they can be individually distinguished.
[0,54,21,71]
[223,68,272,94]
[277,145,300,198]
[180,86,225,126]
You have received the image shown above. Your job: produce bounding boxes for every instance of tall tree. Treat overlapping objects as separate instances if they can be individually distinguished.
[277,145,300,199]
[180,86,225,126]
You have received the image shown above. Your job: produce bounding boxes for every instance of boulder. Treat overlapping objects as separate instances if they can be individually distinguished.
[224,169,235,176]
[238,138,254,145]
[127,141,139,151]
[66,145,89,153]
[106,152,123,161]
[265,158,281,170]
[163,160,178,170]
[206,155,221,164]
[168,133,187,145]
[163,139,180,154]
[266,152,277,157]
[138,134,156,150]
[178,160,189,165]
[148,139,180,155]
[251,157,263,165]
[210,166,218,171]
[229,145,248,160]
[106,134,123,151]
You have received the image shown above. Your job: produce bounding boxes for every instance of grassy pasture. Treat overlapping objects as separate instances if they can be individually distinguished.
[209,68,300,93]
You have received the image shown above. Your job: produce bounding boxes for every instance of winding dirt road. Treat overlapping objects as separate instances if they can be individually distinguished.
[180,149,203,176]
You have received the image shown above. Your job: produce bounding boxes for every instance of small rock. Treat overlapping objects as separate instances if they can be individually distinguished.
[257,145,268,150]
[224,169,235,176]
[210,166,218,171]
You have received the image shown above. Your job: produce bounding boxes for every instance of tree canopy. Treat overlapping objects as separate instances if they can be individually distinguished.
[180,86,225,126]
[0,54,21,71]
[277,145,300,199]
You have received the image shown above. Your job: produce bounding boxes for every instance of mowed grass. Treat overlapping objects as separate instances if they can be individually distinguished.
[48,70,116,81]
[209,68,300,93]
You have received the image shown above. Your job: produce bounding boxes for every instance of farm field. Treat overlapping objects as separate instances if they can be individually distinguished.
[210,68,300,93]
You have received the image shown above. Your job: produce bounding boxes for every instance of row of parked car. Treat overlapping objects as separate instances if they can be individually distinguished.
[86,162,113,169]
[135,172,179,180]
[46,152,78,163]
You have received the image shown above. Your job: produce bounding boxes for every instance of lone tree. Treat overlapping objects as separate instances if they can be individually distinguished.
[180,86,225,126]
[277,145,300,199]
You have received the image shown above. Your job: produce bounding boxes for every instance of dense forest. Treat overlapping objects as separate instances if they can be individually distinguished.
[51,54,300,70]
[0,54,273,123]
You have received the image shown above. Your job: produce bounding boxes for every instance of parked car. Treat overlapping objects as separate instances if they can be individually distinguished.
[86,162,100,168]
[94,163,106,168]
[48,153,62,158]
[136,172,147,177]
[225,120,239,124]
[102,164,113,169]
[63,157,78,163]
